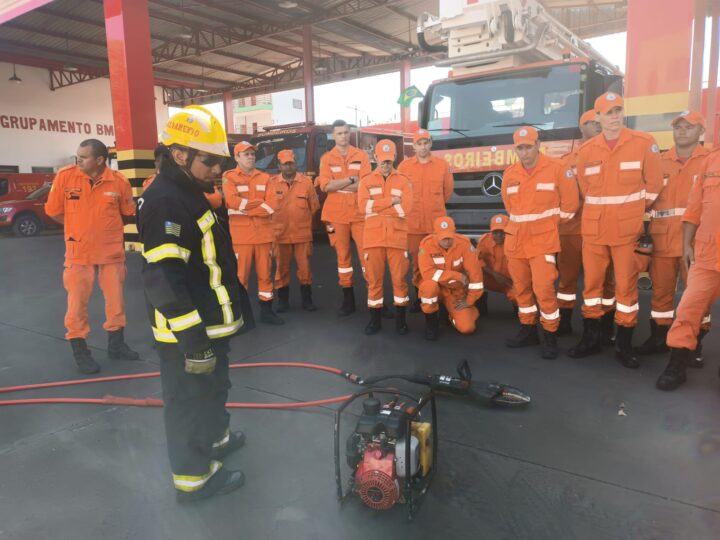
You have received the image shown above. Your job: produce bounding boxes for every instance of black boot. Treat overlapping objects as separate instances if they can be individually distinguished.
[600,310,616,346]
[210,430,246,460]
[635,319,670,355]
[381,304,395,319]
[259,300,284,325]
[689,329,708,369]
[568,318,603,358]
[542,330,558,359]
[395,306,409,335]
[338,287,356,316]
[505,324,540,348]
[108,329,140,361]
[656,348,691,391]
[615,325,639,369]
[276,286,290,313]
[176,468,245,503]
[475,293,488,317]
[364,308,382,335]
[424,312,439,341]
[410,287,421,313]
[71,338,100,374]
[300,285,317,312]
[557,308,573,336]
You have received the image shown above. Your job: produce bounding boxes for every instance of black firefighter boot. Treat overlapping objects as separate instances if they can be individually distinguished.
[615,325,640,369]
[542,330,559,359]
[600,310,616,346]
[424,312,439,341]
[635,319,670,356]
[276,286,290,313]
[505,324,540,348]
[410,287,422,313]
[259,300,284,325]
[300,285,317,312]
[396,306,409,335]
[364,308,382,335]
[108,328,140,361]
[71,338,100,374]
[338,287,356,316]
[557,308,574,336]
[656,348,691,391]
[689,329,708,369]
[568,318,603,358]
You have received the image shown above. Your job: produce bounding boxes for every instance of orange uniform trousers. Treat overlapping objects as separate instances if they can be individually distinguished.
[234,243,274,301]
[557,234,616,311]
[275,242,313,288]
[408,232,427,288]
[582,242,638,327]
[328,221,364,288]
[666,265,718,349]
[364,247,409,308]
[508,254,560,332]
[63,262,126,340]
[648,256,711,330]
[483,272,516,304]
[419,281,479,334]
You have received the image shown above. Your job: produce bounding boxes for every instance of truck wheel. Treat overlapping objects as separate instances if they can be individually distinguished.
[12,213,41,237]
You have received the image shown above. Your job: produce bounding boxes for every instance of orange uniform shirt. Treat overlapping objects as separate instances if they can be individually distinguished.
[144,173,223,209]
[316,145,371,224]
[576,128,664,246]
[45,164,134,265]
[397,155,453,234]
[222,167,275,245]
[357,168,413,250]
[683,147,720,271]
[476,233,510,278]
[269,172,319,244]
[559,148,582,236]
[650,145,709,257]
[501,153,579,259]
[418,233,484,304]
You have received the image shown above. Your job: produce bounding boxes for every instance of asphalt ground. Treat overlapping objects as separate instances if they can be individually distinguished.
[1,231,720,540]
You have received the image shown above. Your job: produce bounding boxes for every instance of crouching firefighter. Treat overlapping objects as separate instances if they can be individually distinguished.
[137,106,255,502]
[418,216,484,340]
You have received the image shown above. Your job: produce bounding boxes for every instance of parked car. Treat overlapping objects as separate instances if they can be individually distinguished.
[0,184,59,237]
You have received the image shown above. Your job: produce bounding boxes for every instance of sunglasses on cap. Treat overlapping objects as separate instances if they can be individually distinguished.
[197,153,225,168]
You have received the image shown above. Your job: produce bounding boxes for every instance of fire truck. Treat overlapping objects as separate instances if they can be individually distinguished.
[416,0,623,235]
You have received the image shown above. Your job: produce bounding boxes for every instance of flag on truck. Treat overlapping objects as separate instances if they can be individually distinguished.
[397,85,424,107]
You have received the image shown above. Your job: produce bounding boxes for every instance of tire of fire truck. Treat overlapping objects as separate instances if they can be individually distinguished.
[12,213,42,238]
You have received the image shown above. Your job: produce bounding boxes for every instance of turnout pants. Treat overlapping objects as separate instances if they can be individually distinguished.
[508,254,560,332]
[582,242,638,327]
[328,221,364,288]
[557,234,616,311]
[649,256,711,329]
[483,272,516,305]
[419,280,479,334]
[158,341,232,494]
[667,265,719,350]
[274,242,313,288]
[408,233,427,288]
[364,247,409,308]
[234,243,274,301]
[63,261,126,340]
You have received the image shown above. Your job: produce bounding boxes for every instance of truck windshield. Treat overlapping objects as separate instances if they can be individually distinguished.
[425,64,584,141]
[250,133,309,173]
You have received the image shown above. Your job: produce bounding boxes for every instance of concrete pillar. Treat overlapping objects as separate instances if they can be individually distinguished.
[706,5,719,145]
[104,0,157,249]
[302,25,315,125]
[223,92,235,133]
[400,58,411,133]
[689,0,707,111]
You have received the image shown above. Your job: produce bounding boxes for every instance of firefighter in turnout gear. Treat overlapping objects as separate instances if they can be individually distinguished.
[502,126,580,359]
[138,106,251,502]
[357,139,413,335]
[418,217,484,340]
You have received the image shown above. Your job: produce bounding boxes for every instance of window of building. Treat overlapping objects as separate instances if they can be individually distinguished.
[32,166,55,173]
[0,165,19,173]
[292,98,303,110]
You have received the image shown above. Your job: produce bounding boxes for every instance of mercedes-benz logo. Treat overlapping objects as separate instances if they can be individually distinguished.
[481,173,503,197]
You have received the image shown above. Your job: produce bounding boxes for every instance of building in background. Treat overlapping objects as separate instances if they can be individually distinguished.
[231,88,305,134]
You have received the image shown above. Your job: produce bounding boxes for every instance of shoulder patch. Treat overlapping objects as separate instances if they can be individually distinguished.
[651,144,660,154]
[164,221,182,237]
[565,169,574,178]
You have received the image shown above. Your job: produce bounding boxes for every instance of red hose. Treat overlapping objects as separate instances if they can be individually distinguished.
[0,362,354,409]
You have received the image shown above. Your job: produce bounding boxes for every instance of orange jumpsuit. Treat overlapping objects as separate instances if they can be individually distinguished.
[476,233,516,304]
[357,168,413,308]
[45,165,135,339]
[666,148,720,349]
[502,154,579,331]
[222,167,276,301]
[418,234,484,334]
[143,173,223,209]
[316,145,371,287]
[576,128,664,327]
[269,172,320,288]
[397,155,453,287]
[649,145,710,326]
